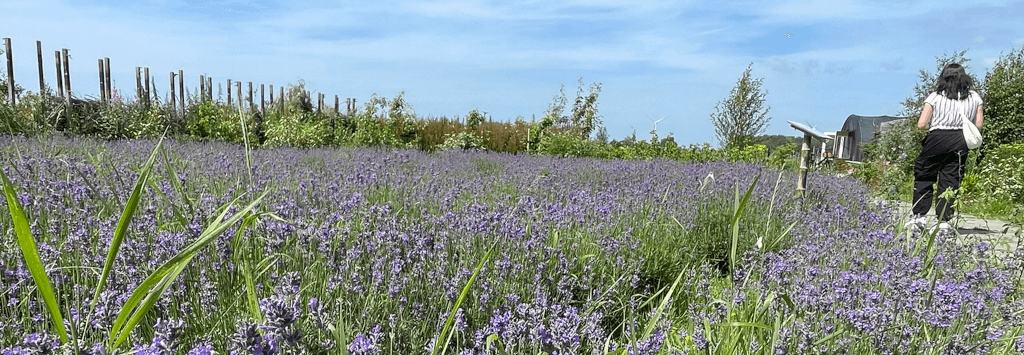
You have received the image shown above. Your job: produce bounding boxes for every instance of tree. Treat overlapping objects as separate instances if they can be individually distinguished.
[895,49,986,119]
[710,63,771,149]
[528,79,603,151]
[571,78,602,140]
[979,46,1024,147]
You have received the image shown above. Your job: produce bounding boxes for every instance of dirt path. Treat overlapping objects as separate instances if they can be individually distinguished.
[890,200,1022,259]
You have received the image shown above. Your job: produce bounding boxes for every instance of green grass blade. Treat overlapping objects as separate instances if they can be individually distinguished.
[431,243,496,355]
[160,147,195,213]
[112,255,193,349]
[723,321,772,331]
[237,107,254,189]
[1,168,68,342]
[108,190,267,349]
[145,177,189,228]
[90,137,164,316]
[241,262,263,322]
[730,175,761,277]
[641,265,688,340]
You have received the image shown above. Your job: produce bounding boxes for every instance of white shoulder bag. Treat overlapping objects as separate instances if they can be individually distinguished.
[962,109,982,149]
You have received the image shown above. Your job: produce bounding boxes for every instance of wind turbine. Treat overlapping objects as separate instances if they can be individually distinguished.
[649,116,668,133]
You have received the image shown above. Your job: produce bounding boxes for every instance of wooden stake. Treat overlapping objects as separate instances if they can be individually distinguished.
[227,79,232,107]
[136,67,142,102]
[36,41,45,96]
[247,82,252,111]
[236,81,242,110]
[269,85,274,105]
[170,72,176,115]
[144,67,150,105]
[98,59,106,102]
[4,38,14,105]
[260,84,265,117]
[199,75,205,102]
[207,77,212,101]
[104,58,111,100]
[177,69,184,112]
[61,49,71,103]
[54,51,63,99]
[334,95,339,114]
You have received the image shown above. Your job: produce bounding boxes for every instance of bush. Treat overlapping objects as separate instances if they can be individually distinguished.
[536,131,613,158]
[723,144,768,164]
[438,130,485,151]
[977,143,1024,203]
[980,46,1024,148]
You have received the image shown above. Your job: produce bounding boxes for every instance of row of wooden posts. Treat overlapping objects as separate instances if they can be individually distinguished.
[2,37,360,118]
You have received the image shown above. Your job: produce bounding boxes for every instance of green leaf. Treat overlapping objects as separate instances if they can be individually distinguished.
[731,175,761,277]
[108,190,267,350]
[1,168,68,342]
[432,243,496,355]
[722,321,772,331]
[641,265,689,340]
[90,137,164,316]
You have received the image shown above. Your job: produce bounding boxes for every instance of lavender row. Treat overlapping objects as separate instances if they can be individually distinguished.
[0,134,1020,354]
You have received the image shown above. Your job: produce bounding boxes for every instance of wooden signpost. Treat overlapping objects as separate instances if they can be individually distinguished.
[788,120,833,197]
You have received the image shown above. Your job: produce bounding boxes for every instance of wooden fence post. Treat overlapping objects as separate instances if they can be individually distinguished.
[236,81,242,110]
[98,59,106,102]
[103,58,111,100]
[227,79,232,107]
[54,51,63,99]
[135,67,143,103]
[36,41,44,96]
[269,85,274,106]
[199,75,205,103]
[207,77,212,101]
[332,95,339,132]
[144,67,150,106]
[247,82,253,112]
[4,38,14,105]
[177,70,184,113]
[260,84,265,117]
[61,49,71,104]
[170,72,176,115]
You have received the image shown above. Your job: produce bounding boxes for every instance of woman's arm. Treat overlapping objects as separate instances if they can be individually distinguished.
[975,105,984,129]
[917,103,932,131]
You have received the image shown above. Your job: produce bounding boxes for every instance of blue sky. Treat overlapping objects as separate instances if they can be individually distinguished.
[2,0,1022,146]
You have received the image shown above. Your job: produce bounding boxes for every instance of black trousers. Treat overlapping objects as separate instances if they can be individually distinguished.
[912,129,968,221]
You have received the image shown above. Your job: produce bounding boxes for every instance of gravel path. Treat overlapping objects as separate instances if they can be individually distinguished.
[890,200,1022,259]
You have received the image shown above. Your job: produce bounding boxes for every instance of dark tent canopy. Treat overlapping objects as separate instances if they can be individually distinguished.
[836,115,910,161]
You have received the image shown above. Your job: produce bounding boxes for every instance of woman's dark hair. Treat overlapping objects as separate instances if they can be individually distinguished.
[934,63,975,100]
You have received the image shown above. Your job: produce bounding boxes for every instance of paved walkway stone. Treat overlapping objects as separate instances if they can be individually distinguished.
[890,200,1022,259]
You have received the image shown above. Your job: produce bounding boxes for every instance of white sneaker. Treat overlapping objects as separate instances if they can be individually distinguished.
[904,215,927,233]
[937,222,952,233]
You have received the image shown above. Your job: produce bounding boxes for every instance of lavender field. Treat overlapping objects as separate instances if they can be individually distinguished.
[0,134,1022,354]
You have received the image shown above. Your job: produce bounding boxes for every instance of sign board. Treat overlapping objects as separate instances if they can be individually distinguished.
[787,121,832,141]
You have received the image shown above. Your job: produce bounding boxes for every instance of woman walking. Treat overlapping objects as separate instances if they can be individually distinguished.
[906,63,984,233]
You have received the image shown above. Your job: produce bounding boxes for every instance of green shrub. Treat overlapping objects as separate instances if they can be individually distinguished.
[438,130,485,151]
[536,131,613,158]
[980,46,1024,147]
[724,144,768,164]
[977,143,1024,203]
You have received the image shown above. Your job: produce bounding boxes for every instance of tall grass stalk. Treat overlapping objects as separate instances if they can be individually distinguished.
[730,175,760,279]
[108,190,269,350]
[89,136,165,318]
[1,163,68,342]
[431,242,496,355]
